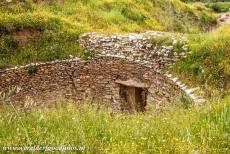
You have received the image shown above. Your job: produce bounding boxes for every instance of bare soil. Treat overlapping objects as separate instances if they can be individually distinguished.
[217,12,230,26]
[12,28,43,43]
[33,0,64,3]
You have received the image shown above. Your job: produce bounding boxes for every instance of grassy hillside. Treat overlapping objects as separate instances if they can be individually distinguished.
[0,98,229,153]
[0,1,229,153]
[171,25,230,97]
[205,2,230,12]
[0,0,217,69]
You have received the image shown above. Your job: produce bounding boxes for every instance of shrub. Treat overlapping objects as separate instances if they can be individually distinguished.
[150,35,172,46]
[171,26,230,95]
[0,60,6,69]
[0,36,18,55]
[205,2,230,13]
[180,94,192,109]
[27,64,37,75]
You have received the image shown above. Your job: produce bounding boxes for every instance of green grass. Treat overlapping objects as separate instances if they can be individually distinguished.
[170,25,230,97]
[0,0,217,69]
[0,97,229,153]
[205,2,230,13]
[0,1,229,153]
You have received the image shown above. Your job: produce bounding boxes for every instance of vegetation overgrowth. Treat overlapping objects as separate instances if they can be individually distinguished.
[0,1,229,153]
[182,0,230,3]
[205,2,230,12]
[183,0,230,12]
[171,25,230,96]
[0,0,217,69]
[0,98,229,153]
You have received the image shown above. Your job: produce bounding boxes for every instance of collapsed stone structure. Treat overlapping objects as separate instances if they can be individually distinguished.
[0,31,205,111]
[78,31,188,70]
[78,31,205,105]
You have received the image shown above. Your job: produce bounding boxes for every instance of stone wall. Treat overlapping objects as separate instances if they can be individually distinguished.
[0,31,205,110]
[78,31,188,70]
[78,31,205,105]
[0,56,183,110]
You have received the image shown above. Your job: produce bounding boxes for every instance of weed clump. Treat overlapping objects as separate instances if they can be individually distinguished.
[0,98,229,153]
[27,64,37,76]
[171,26,230,96]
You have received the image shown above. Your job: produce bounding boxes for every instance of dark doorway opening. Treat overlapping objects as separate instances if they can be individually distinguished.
[116,80,148,112]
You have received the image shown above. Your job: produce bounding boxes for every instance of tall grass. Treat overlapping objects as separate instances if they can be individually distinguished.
[0,98,229,153]
[171,26,230,96]
[205,2,230,13]
[0,0,217,69]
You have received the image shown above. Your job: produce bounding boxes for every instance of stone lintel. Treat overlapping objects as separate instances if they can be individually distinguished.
[115,79,149,88]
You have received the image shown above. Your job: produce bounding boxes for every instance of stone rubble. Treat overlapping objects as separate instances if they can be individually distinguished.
[78,31,188,70]
[79,31,205,104]
[0,30,206,110]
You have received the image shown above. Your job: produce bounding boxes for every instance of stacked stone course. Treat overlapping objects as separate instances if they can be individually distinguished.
[0,56,186,110]
[0,30,205,110]
[78,31,205,104]
[78,31,188,70]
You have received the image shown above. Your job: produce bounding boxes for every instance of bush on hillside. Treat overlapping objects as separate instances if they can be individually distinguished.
[171,26,230,96]
[205,2,230,12]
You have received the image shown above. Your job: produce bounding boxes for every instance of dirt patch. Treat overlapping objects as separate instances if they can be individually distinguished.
[0,0,64,6]
[12,28,43,43]
[217,12,230,26]
[33,0,64,3]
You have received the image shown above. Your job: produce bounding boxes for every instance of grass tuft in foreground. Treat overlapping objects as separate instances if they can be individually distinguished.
[0,98,229,153]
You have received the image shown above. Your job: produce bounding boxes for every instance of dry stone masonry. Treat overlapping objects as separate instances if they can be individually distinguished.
[78,31,205,104]
[78,31,189,70]
[0,31,205,111]
[0,56,188,111]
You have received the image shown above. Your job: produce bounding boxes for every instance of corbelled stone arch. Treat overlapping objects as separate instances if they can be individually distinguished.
[74,56,184,111]
[0,56,184,111]
[78,31,205,105]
